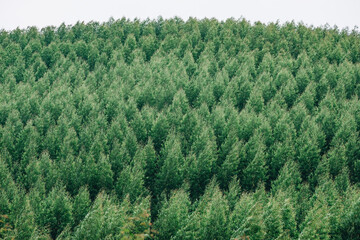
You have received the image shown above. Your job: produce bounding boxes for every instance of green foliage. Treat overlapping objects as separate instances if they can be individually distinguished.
[298,199,330,240]
[72,186,91,228]
[156,133,184,195]
[116,155,148,203]
[263,198,282,240]
[230,193,265,240]
[1,17,360,239]
[71,192,152,240]
[339,195,360,240]
[154,189,190,240]
[175,180,230,240]
[38,185,73,239]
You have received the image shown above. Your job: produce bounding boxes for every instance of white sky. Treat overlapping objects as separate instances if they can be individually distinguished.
[0,0,359,31]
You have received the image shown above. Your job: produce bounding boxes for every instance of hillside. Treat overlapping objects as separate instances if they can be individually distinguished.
[1,18,360,239]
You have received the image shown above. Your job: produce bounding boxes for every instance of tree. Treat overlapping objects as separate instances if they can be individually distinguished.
[242,142,267,191]
[280,198,298,239]
[188,126,217,199]
[156,133,185,196]
[271,160,302,196]
[296,125,322,181]
[230,193,265,240]
[11,199,37,240]
[175,180,230,240]
[263,198,282,240]
[298,199,330,240]
[218,140,245,189]
[247,86,265,113]
[141,140,158,193]
[72,186,90,228]
[339,195,360,240]
[116,156,148,203]
[38,185,73,239]
[140,35,158,61]
[328,144,347,179]
[154,188,190,240]
[151,113,170,153]
[295,67,311,94]
[72,192,122,240]
[275,68,293,90]
[225,177,241,211]
[124,34,137,64]
[84,155,113,200]
[281,75,298,108]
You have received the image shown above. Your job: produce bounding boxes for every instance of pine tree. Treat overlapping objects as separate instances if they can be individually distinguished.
[156,133,185,195]
[263,198,282,240]
[296,128,322,181]
[242,143,267,191]
[299,199,330,240]
[72,186,90,228]
[151,113,170,153]
[154,189,190,240]
[230,193,265,240]
[116,156,148,203]
[339,195,360,240]
[38,185,73,239]
[188,126,217,199]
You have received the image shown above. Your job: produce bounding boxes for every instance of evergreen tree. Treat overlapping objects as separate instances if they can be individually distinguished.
[154,189,190,240]
[38,185,73,239]
[151,113,170,153]
[156,133,185,195]
[242,142,267,191]
[296,127,322,181]
[11,199,37,240]
[263,198,282,240]
[339,193,360,240]
[72,186,91,228]
[116,156,148,203]
[299,199,330,240]
[188,126,217,199]
[230,193,265,240]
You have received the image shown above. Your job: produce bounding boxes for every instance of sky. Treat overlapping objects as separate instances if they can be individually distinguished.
[0,0,359,31]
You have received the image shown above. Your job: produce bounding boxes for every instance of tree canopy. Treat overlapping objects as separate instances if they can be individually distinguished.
[1,17,360,239]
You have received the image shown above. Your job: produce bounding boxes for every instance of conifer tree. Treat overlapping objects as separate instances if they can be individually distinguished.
[188,126,217,199]
[242,142,267,191]
[116,156,148,203]
[154,188,190,240]
[38,185,73,239]
[263,197,282,240]
[72,186,91,228]
[296,127,322,181]
[339,195,360,239]
[11,199,37,240]
[298,199,330,240]
[156,133,184,195]
[230,193,265,240]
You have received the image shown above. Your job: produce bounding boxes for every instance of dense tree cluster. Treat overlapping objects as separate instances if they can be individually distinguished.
[1,17,360,239]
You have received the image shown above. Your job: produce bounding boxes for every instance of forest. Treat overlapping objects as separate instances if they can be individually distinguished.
[0,17,360,239]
